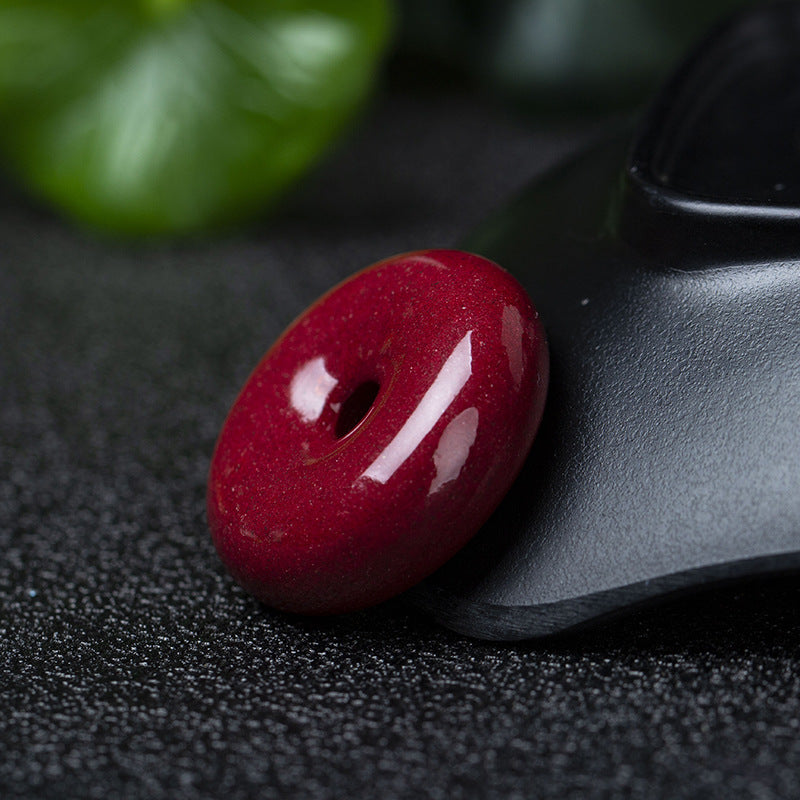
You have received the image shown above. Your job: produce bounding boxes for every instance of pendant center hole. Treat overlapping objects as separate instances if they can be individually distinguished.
[335,381,380,439]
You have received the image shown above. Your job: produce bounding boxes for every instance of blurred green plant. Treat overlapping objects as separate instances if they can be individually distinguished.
[0,0,391,236]
[400,0,750,111]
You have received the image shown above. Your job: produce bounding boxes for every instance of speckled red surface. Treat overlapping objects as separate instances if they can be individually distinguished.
[207,249,549,613]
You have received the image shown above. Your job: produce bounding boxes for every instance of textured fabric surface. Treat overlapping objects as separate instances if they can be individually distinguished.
[2,84,800,799]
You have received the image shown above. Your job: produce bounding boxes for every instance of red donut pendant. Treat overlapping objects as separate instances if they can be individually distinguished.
[207,249,549,614]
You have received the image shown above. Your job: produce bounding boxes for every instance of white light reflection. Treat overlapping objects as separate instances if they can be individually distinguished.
[429,407,479,495]
[501,305,525,390]
[289,356,337,423]
[362,332,473,485]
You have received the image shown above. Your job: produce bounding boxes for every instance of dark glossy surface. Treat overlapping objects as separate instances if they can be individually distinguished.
[634,1,800,206]
[411,2,800,639]
[208,249,548,614]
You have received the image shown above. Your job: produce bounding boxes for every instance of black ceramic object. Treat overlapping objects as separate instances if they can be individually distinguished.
[409,1,800,639]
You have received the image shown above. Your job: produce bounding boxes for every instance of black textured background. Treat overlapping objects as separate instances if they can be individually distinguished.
[2,81,800,799]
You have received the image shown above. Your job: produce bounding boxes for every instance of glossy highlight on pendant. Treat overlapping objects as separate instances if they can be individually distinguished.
[207,249,549,614]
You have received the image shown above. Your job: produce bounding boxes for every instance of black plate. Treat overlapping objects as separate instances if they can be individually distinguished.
[410,0,800,639]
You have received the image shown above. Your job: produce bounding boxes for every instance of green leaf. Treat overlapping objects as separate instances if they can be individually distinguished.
[0,0,391,235]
